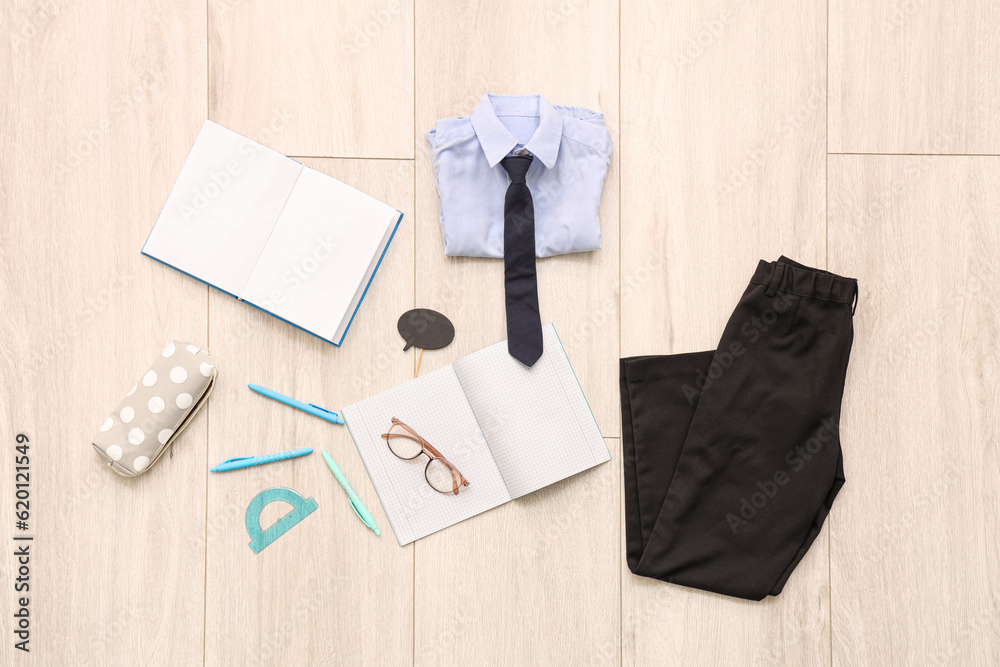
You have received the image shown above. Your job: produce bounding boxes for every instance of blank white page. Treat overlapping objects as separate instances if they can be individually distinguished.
[142,120,302,295]
[342,365,511,546]
[453,324,610,499]
[240,166,400,340]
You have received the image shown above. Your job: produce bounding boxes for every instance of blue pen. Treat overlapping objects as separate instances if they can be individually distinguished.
[211,447,313,472]
[248,384,345,425]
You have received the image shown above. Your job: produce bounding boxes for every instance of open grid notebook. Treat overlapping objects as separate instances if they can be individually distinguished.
[342,324,610,545]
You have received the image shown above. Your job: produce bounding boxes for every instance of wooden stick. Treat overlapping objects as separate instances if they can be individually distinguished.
[414,348,424,378]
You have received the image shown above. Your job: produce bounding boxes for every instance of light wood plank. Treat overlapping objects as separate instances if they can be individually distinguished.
[829,0,1000,154]
[414,439,621,667]
[414,1,621,441]
[209,0,414,158]
[0,0,208,664]
[828,155,1000,665]
[203,158,414,666]
[620,0,831,664]
[413,0,621,664]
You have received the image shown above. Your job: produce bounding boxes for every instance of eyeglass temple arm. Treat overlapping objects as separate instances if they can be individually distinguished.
[382,432,423,445]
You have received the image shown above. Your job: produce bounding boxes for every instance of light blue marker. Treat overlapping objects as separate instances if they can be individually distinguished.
[248,384,344,425]
[211,447,313,472]
[321,449,380,536]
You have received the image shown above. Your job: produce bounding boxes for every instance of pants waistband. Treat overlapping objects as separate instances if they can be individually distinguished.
[751,256,858,307]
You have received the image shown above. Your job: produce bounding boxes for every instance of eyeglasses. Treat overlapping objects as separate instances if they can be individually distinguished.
[380,417,470,495]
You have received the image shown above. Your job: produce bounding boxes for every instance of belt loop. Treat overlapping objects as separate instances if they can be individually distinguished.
[851,279,859,316]
[765,262,785,298]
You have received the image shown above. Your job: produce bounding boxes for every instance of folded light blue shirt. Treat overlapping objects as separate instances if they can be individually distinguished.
[426,93,613,258]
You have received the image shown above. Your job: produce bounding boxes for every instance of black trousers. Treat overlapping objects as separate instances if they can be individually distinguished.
[620,257,857,600]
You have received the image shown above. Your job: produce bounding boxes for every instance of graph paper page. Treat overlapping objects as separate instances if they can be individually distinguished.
[343,365,511,546]
[453,324,610,499]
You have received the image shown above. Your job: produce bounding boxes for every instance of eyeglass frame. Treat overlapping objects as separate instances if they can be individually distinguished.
[380,417,470,495]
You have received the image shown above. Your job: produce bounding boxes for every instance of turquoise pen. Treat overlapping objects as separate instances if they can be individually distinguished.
[211,447,313,472]
[321,449,380,536]
[248,384,344,425]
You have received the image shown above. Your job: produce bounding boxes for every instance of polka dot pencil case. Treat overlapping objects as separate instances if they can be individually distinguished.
[92,341,217,477]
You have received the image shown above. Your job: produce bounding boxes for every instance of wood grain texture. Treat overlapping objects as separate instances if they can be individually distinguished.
[412,439,621,667]
[0,0,208,665]
[620,0,831,664]
[412,0,621,664]
[829,0,1000,154]
[828,155,1000,666]
[4,0,1000,664]
[202,158,414,667]
[208,0,414,158]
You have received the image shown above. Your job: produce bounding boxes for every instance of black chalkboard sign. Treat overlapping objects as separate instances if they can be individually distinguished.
[397,308,455,351]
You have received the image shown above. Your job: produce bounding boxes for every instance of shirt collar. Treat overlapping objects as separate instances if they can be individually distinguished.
[470,94,563,169]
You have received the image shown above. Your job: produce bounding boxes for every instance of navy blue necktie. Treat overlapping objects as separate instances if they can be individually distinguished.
[500,155,543,366]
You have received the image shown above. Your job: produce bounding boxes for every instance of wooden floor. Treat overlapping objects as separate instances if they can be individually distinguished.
[1,0,998,665]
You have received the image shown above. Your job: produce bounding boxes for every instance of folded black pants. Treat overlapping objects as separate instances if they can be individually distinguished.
[620,257,857,600]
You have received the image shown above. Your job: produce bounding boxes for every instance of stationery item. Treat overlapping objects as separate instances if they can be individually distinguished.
[620,257,858,601]
[342,324,610,546]
[211,447,313,472]
[92,341,216,477]
[426,93,612,258]
[500,154,543,366]
[142,120,404,346]
[248,384,344,425]
[397,308,455,377]
[321,449,380,536]
[245,487,318,554]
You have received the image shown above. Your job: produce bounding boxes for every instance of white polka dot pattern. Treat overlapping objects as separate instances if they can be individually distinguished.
[92,340,216,477]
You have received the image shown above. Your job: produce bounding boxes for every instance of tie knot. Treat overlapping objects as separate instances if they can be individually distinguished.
[501,155,532,183]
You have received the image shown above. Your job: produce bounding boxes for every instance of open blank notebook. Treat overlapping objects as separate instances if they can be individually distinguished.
[142,120,403,346]
[343,324,610,545]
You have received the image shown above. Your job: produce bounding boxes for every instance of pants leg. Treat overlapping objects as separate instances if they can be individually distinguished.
[621,351,714,573]
[620,257,856,600]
